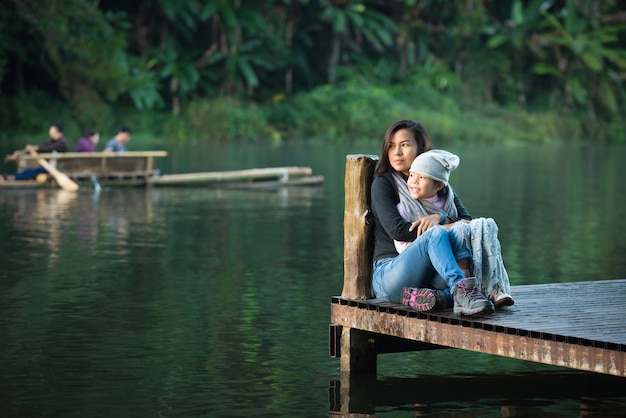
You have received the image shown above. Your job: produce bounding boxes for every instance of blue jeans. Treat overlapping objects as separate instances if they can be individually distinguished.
[372,226,471,303]
[15,166,47,180]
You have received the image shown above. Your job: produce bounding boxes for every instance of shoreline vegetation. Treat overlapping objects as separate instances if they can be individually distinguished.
[1,81,619,146]
[1,2,624,145]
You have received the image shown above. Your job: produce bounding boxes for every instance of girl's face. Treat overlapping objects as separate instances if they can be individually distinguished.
[407,172,444,200]
[387,129,419,176]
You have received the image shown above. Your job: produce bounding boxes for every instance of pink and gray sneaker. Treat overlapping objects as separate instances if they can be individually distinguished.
[400,287,450,312]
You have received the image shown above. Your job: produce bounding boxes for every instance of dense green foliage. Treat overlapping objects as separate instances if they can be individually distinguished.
[1,0,625,142]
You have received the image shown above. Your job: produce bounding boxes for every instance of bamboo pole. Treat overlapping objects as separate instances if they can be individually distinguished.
[150,167,313,185]
[342,154,378,300]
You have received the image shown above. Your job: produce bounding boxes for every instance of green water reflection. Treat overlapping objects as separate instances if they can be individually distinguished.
[1,141,626,416]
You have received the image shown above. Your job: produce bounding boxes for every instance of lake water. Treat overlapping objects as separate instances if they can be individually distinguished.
[1,140,626,417]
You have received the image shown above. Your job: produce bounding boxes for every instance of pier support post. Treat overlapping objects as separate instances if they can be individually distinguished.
[340,327,378,373]
[342,154,378,300]
[338,155,379,373]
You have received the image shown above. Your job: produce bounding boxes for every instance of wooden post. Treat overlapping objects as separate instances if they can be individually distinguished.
[336,155,379,374]
[145,156,154,186]
[342,154,378,300]
[340,328,378,373]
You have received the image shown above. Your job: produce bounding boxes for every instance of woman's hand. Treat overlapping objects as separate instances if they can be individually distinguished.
[408,214,443,237]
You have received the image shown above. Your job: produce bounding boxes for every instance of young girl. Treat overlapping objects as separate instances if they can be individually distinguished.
[396,149,514,308]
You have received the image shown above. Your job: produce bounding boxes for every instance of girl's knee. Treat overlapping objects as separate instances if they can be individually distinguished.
[448,223,470,239]
[427,225,447,240]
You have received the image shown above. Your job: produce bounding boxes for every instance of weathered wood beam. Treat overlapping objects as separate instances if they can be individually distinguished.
[342,154,378,300]
[5,151,168,162]
[149,167,313,185]
[331,302,626,377]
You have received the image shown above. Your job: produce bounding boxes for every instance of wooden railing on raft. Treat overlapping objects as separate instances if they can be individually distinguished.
[6,151,168,181]
[331,154,626,377]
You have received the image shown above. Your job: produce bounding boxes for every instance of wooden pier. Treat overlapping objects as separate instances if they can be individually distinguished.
[330,155,626,377]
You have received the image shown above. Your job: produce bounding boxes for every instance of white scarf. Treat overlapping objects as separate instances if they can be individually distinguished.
[392,172,458,220]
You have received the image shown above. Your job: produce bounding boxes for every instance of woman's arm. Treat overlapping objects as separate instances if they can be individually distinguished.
[371,175,417,242]
[450,191,472,222]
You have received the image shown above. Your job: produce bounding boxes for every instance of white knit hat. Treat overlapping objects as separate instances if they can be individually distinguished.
[409,149,460,184]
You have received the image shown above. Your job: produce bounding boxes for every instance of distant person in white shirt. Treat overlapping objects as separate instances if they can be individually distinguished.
[104,126,132,152]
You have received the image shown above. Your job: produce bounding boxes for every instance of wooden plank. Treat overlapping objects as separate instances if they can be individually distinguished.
[5,151,168,162]
[0,180,47,189]
[93,178,147,187]
[149,167,313,185]
[222,175,325,189]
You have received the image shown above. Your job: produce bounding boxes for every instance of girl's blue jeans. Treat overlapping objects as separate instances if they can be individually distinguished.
[372,226,471,303]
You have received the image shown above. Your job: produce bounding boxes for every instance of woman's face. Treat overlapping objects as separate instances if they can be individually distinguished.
[387,129,419,176]
[407,172,444,200]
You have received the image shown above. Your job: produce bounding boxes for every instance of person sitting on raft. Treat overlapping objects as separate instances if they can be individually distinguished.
[75,130,100,152]
[1,121,68,182]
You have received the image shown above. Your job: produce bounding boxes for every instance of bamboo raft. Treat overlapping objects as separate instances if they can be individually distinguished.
[3,151,324,189]
[0,179,46,189]
[150,166,324,188]
[331,154,626,377]
[4,151,167,187]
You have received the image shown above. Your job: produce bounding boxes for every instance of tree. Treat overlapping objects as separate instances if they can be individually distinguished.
[535,0,626,125]
[318,1,397,84]
[5,0,133,127]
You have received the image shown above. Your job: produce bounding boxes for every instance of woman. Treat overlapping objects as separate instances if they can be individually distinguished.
[370,120,494,316]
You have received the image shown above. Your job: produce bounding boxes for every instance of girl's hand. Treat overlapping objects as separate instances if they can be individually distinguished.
[408,214,442,237]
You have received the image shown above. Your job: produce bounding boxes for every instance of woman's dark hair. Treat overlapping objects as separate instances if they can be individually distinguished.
[375,120,433,177]
[84,130,98,137]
